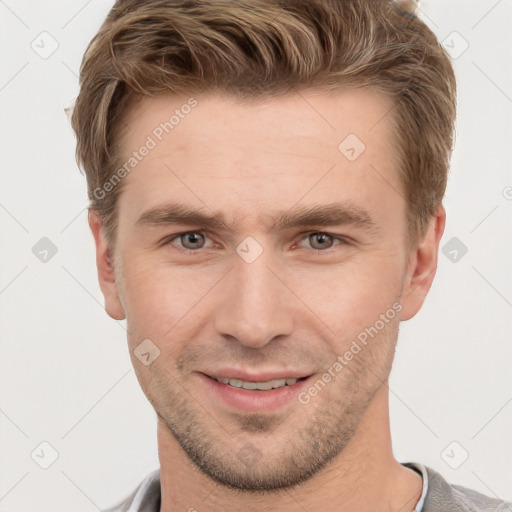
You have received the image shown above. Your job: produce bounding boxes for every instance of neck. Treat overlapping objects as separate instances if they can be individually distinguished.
[157,384,422,512]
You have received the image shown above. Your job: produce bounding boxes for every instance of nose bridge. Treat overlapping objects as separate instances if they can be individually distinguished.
[213,243,294,348]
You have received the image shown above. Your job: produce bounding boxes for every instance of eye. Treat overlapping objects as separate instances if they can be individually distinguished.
[162,230,350,255]
[164,231,209,252]
[297,232,350,252]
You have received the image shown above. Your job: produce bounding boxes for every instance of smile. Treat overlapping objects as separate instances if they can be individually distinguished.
[199,373,312,412]
[214,377,306,390]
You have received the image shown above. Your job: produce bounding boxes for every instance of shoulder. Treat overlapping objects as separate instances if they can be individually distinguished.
[422,464,512,512]
[102,469,161,512]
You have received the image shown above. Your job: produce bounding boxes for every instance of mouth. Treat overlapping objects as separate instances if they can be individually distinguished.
[198,372,313,412]
[210,375,309,391]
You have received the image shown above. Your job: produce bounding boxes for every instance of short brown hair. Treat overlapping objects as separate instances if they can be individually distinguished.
[69,0,456,250]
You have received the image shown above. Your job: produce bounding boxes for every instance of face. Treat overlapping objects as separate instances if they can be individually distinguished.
[91,87,443,491]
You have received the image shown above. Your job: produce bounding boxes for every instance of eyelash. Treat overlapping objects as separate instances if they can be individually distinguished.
[162,231,351,255]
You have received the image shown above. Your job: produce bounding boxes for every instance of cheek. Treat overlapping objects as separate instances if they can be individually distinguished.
[120,258,217,338]
[289,250,404,339]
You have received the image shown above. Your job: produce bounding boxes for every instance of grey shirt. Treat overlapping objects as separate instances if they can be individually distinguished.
[104,462,511,511]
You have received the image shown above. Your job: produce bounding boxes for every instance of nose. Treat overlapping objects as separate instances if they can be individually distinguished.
[213,244,295,349]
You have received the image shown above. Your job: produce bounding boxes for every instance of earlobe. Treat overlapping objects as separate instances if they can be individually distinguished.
[88,210,126,321]
[399,205,446,321]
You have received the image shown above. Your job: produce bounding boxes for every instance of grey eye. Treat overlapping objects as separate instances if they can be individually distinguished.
[308,233,335,250]
[180,232,205,250]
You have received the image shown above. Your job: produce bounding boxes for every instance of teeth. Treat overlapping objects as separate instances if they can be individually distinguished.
[216,377,298,390]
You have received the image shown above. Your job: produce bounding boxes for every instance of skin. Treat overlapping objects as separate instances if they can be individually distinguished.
[89,87,445,512]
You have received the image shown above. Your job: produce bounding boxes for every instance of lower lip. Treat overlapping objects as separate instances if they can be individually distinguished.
[198,373,311,413]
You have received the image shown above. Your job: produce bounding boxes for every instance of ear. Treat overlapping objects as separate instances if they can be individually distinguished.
[399,205,446,321]
[88,209,126,320]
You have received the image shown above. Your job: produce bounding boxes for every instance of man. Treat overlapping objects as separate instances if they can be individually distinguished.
[69,0,511,510]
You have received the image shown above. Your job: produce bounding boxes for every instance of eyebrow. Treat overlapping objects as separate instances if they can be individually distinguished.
[135,202,379,234]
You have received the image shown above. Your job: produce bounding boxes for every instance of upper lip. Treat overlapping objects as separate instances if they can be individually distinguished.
[200,369,312,382]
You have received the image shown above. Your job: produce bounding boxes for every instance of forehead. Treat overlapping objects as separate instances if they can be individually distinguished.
[124,86,395,141]
[116,87,403,232]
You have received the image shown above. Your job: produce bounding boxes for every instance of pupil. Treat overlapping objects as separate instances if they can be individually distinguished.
[312,233,331,249]
[184,233,203,249]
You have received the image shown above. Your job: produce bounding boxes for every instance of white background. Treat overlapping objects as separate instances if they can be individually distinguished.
[0,0,511,509]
